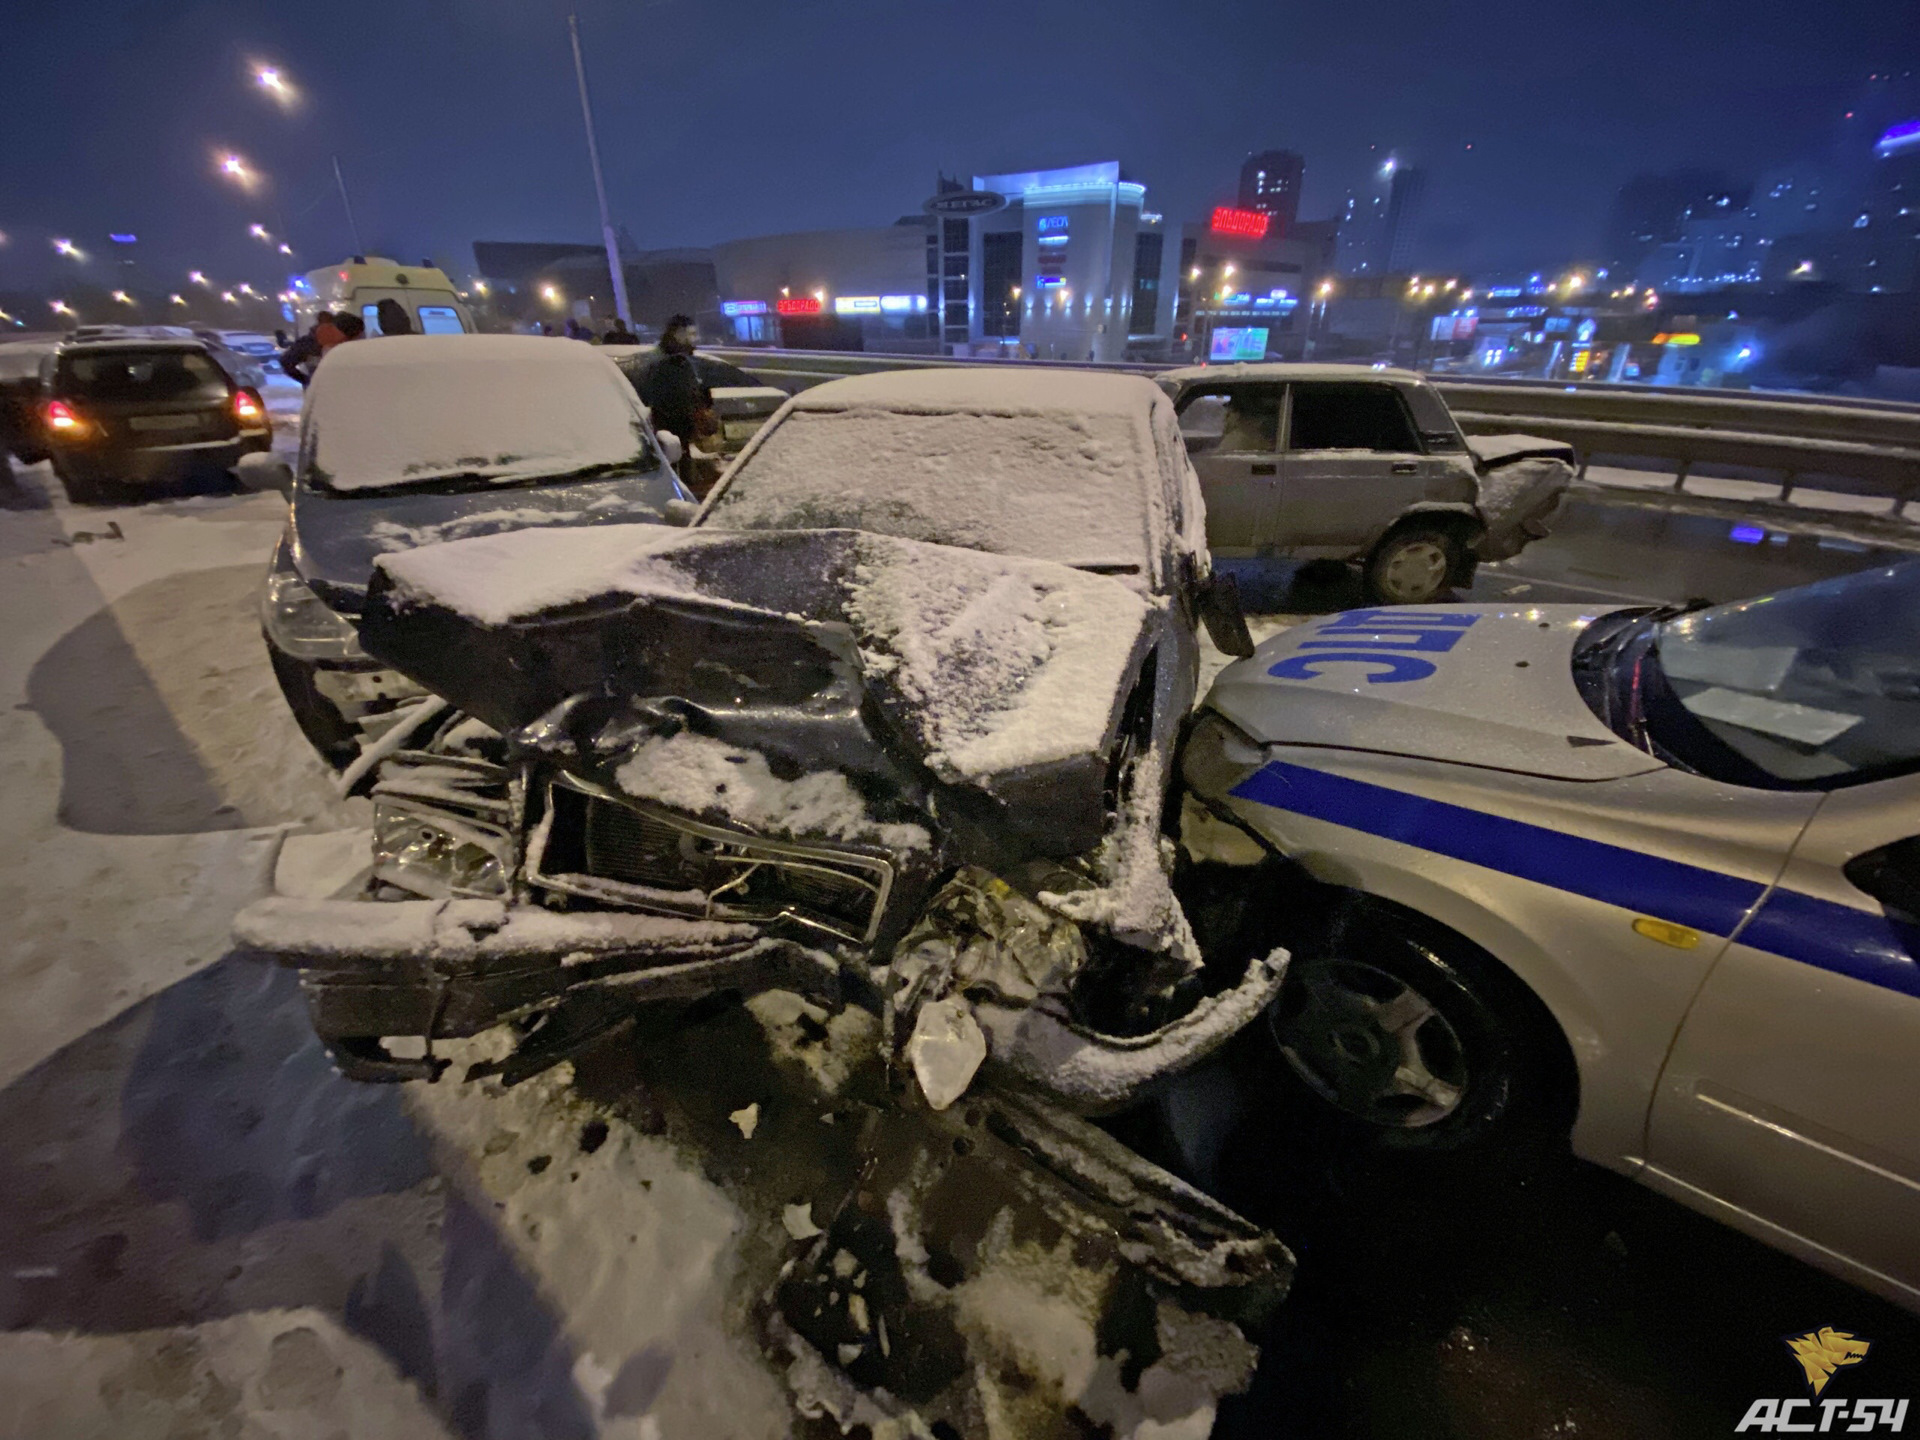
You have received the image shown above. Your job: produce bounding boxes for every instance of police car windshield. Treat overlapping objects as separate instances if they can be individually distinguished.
[1652,562,1920,785]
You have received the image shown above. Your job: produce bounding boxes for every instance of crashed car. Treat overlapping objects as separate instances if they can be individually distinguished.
[248,334,692,768]
[237,369,1286,1140]
[1183,563,1920,1309]
[1159,363,1573,604]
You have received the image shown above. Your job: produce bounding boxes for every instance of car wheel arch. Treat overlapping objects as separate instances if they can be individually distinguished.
[1244,842,1606,1143]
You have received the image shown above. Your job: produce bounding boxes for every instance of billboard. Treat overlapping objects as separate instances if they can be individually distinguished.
[1209,326,1269,362]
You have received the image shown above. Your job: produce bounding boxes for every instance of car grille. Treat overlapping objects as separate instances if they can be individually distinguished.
[531,778,894,943]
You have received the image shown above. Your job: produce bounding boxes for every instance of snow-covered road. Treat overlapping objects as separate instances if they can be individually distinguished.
[0,448,1274,1439]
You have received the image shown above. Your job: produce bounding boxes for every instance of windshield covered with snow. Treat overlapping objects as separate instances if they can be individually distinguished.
[307,345,660,495]
[1652,561,1920,784]
[703,406,1154,569]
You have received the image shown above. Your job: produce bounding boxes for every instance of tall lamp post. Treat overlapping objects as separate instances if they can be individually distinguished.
[567,13,632,327]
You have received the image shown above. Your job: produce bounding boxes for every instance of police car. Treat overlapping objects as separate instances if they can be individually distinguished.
[1182,561,1920,1309]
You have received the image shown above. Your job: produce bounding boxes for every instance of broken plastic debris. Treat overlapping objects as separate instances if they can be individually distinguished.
[906,995,987,1111]
[783,1203,823,1241]
[730,1102,761,1139]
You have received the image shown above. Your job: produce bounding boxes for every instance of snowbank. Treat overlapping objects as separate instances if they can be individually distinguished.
[613,730,931,852]
[307,335,656,493]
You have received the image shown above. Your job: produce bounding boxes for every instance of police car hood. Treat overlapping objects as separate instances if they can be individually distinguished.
[1206,604,1664,781]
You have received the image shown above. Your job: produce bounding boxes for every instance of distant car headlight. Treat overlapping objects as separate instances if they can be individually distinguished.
[373,803,511,899]
[262,562,368,662]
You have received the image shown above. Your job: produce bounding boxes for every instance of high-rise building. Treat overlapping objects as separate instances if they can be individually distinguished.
[1603,170,1741,277]
[1238,150,1304,232]
[1337,158,1425,276]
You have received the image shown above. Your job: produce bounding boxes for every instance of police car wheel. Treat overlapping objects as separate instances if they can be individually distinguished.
[1364,528,1462,606]
[1266,911,1552,1151]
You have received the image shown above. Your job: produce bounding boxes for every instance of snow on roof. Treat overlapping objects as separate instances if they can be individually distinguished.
[1158,362,1429,386]
[308,334,657,493]
[706,375,1169,570]
[787,366,1167,417]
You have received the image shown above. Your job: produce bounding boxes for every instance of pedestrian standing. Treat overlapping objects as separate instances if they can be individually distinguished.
[375,299,414,336]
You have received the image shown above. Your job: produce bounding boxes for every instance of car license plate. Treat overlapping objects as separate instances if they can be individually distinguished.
[128,414,200,432]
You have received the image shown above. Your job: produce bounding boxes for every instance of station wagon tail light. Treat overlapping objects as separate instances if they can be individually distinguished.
[233,389,268,429]
[45,400,87,435]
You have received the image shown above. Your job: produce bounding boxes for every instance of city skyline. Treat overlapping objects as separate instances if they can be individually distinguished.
[1,0,1913,293]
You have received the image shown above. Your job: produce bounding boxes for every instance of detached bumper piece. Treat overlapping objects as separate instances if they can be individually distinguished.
[234,896,837,1082]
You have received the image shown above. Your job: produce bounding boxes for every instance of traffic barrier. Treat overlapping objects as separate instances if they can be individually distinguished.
[709,347,1920,521]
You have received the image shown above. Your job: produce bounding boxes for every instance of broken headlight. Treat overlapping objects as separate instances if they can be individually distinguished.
[373,802,512,899]
[262,564,368,663]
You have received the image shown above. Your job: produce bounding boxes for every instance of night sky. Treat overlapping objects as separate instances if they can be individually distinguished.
[2,0,1913,294]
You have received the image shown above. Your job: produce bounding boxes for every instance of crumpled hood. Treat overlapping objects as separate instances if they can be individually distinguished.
[359,525,1158,858]
[290,466,683,614]
[1206,603,1663,781]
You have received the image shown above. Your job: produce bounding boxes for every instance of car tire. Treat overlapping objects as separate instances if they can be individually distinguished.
[1363,526,1463,606]
[1259,899,1572,1154]
[266,641,362,772]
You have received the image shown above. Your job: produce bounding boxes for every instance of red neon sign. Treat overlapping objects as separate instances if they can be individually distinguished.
[775,296,823,316]
[1210,206,1270,239]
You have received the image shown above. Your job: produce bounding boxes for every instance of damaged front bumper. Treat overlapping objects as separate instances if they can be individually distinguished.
[234,894,841,1082]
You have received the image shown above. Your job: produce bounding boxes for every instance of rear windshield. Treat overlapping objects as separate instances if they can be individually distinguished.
[57,350,228,402]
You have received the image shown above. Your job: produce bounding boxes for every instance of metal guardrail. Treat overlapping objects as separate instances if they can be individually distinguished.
[710,347,1920,521]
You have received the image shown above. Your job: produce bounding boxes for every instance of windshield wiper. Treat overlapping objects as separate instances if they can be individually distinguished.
[327,457,655,498]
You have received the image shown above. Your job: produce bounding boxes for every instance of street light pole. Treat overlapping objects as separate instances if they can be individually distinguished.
[567,12,632,326]
[332,155,365,256]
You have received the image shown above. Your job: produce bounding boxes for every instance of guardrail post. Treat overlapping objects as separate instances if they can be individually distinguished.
[1778,469,1797,503]
[1671,459,1690,494]
[1575,448,1589,482]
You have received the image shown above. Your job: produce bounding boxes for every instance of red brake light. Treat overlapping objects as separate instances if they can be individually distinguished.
[234,390,266,426]
[46,399,81,431]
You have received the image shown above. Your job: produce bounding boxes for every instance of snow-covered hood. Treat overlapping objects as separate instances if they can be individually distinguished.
[1204,603,1664,781]
[289,467,683,614]
[359,525,1159,858]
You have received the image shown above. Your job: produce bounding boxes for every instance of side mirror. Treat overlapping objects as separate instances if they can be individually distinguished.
[235,452,292,494]
[662,498,699,527]
[1846,838,1920,920]
[656,431,683,466]
[1197,570,1255,658]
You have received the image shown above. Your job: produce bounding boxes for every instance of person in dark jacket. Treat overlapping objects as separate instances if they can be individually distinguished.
[280,311,345,387]
[635,315,710,448]
[375,299,414,336]
[601,316,639,345]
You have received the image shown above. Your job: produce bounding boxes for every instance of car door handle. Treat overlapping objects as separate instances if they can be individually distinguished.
[1391,462,1418,474]
[1251,463,1276,476]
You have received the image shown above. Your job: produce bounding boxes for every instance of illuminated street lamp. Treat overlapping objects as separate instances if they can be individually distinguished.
[53,237,83,259]
[1317,280,1335,300]
[254,65,294,104]
[540,284,561,306]
[278,243,293,256]
[169,294,187,306]
[249,224,270,241]
[237,282,258,297]
[50,300,74,316]
[221,290,238,304]
[189,270,209,286]
[111,290,135,305]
